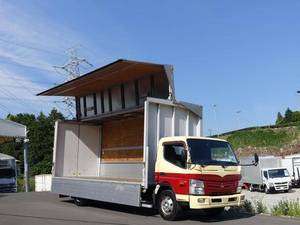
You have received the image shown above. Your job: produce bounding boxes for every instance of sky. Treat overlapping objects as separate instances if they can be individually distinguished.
[0,0,300,135]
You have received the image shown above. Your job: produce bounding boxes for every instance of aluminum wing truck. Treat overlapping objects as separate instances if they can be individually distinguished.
[241,156,292,193]
[0,153,17,192]
[39,59,245,220]
[282,156,300,187]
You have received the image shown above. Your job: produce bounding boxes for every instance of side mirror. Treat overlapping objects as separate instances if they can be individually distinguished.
[181,150,187,164]
[254,153,259,166]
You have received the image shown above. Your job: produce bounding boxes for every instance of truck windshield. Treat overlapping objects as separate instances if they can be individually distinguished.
[187,139,238,166]
[0,168,15,178]
[268,169,289,178]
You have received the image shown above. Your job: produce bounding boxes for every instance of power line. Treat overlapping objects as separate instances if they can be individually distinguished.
[0,102,11,114]
[0,84,43,91]
[0,87,38,111]
[0,75,55,86]
[0,57,66,76]
[0,37,65,57]
[0,96,64,103]
[1,69,66,114]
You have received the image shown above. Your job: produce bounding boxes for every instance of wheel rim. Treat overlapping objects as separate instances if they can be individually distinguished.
[161,196,174,215]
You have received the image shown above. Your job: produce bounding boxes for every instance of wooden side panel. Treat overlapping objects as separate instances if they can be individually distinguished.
[101,116,144,161]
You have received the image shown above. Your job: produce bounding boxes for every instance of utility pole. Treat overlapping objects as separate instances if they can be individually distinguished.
[213,104,219,137]
[297,91,300,111]
[54,48,93,118]
[236,110,241,129]
[208,128,212,137]
[23,129,29,192]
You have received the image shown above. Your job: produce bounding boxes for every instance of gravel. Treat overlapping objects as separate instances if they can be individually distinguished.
[242,188,300,210]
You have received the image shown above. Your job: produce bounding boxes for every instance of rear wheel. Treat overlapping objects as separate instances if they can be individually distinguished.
[203,207,225,216]
[249,184,254,192]
[158,190,182,221]
[73,197,87,206]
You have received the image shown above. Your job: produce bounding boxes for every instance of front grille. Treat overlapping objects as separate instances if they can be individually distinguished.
[275,182,288,185]
[204,180,237,195]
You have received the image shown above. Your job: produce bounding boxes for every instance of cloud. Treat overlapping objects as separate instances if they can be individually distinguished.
[0,1,94,117]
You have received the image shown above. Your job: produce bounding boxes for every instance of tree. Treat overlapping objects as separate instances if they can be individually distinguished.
[276,112,284,125]
[284,108,293,123]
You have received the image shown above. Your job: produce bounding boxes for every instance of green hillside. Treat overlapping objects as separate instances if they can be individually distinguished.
[219,108,300,157]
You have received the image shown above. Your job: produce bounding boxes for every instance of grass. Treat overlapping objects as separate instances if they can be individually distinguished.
[226,127,299,149]
[271,199,300,218]
[17,176,35,192]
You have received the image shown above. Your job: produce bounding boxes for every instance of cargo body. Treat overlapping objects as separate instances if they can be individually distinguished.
[0,153,17,192]
[241,156,291,193]
[282,156,300,187]
[52,97,201,206]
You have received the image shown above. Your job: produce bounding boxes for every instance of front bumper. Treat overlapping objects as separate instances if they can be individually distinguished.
[0,184,17,193]
[189,193,245,209]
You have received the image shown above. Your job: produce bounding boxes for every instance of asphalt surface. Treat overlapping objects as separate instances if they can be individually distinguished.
[0,192,299,225]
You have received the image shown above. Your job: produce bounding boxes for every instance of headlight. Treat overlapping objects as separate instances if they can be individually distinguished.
[189,179,204,195]
[236,180,243,193]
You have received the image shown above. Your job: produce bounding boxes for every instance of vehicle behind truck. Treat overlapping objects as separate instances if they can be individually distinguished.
[0,153,17,192]
[39,59,247,220]
[241,156,292,193]
[282,156,300,187]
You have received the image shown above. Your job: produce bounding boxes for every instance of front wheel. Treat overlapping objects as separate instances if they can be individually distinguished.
[158,190,182,221]
[203,207,224,216]
[264,186,270,194]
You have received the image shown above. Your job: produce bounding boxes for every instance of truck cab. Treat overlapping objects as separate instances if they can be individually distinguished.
[262,168,292,193]
[154,136,244,220]
[0,153,17,193]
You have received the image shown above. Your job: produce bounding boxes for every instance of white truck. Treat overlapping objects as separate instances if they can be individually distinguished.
[0,153,17,192]
[282,155,300,187]
[241,156,292,193]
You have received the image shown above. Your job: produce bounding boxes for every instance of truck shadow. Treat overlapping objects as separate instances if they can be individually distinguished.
[62,199,255,221]
[183,209,255,222]
[62,199,158,217]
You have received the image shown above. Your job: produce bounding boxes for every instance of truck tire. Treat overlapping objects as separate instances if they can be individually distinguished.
[73,197,87,206]
[203,207,225,216]
[249,184,254,192]
[264,186,270,194]
[158,190,182,221]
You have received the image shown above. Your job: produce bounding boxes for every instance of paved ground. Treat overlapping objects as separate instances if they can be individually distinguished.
[0,192,299,225]
[243,187,300,209]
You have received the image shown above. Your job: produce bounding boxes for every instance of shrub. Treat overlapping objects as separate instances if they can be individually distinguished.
[255,199,268,214]
[271,199,300,218]
[241,199,255,214]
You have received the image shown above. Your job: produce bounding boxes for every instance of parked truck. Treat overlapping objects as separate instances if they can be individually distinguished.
[282,156,300,187]
[0,153,17,192]
[39,59,247,220]
[241,156,292,193]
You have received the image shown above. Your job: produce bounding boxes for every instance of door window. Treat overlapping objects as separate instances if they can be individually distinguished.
[164,143,186,168]
[263,171,268,179]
